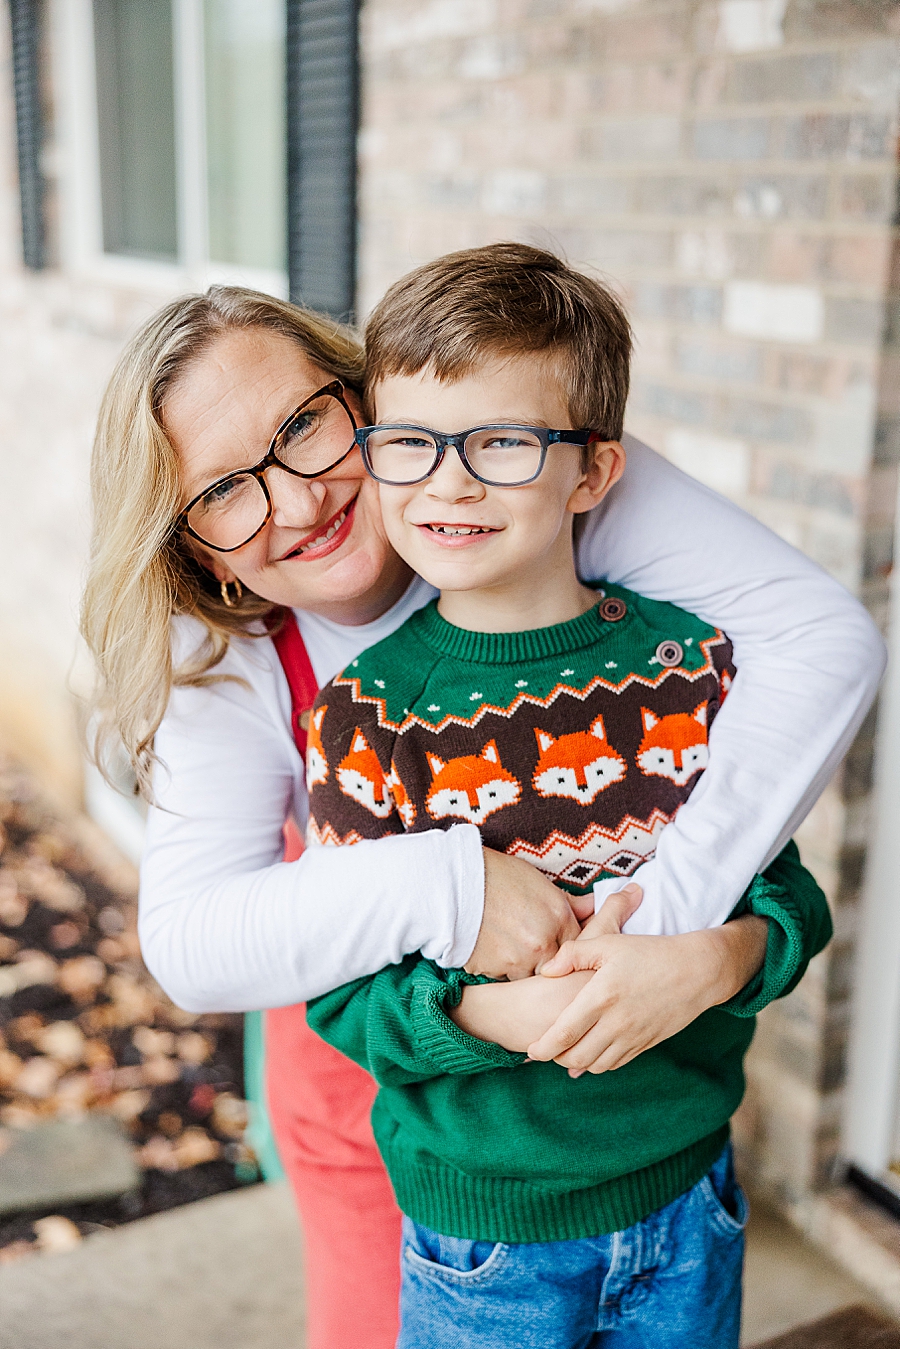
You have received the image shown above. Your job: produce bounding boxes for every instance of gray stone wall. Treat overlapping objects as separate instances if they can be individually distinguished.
[358,0,900,1205]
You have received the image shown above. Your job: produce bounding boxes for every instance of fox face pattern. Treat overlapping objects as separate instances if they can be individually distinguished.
[336,729,394,818]
[532,716,626,804]
[637,704,708,787]
[387,761,417,828]
[425,741,522,825]
[306,705,329,789]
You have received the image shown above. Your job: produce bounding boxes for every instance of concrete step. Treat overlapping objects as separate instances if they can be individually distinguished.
[0,1183,304,1349]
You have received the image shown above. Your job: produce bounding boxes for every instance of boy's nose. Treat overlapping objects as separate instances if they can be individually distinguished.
[426,445,485,501]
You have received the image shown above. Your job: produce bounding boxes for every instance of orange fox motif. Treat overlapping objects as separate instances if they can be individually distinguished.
[637,704,708,787]
[425,740,521,826]
[306,705,329,788]
[531,716,626,804]
[386,761,417,828]
[336,729,394,818]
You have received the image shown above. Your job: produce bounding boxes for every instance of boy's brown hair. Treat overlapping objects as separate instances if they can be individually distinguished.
[364,243,632,443]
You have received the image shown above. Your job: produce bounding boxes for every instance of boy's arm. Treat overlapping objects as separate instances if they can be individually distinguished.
[580,435,884,935]
[311,846,827,1079]
[721,838,832,1015]
[525,841,832,1073]
[307,958,525,1086]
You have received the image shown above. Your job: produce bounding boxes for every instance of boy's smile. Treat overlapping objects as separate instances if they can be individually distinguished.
[372,353,626,633]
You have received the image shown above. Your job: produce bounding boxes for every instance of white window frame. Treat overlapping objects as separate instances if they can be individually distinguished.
[844,468,900,1186]
[49,0,288,298]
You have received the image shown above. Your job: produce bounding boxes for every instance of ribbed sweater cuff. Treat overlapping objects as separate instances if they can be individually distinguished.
[412,969,526,1076]
[724,873,804,1018]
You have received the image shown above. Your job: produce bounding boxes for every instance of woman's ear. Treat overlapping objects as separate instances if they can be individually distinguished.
[184,535,236,586]
[568,439,626,515]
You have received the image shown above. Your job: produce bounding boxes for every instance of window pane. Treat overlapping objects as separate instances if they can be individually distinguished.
[204,0,286,272]
[93,0,178,261]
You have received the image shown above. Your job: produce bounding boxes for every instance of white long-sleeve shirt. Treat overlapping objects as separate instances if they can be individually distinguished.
[139,436,885,1011]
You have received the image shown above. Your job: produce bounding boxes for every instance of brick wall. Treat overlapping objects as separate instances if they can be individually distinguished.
[358,0,900,1205]
[0,0,897,1215]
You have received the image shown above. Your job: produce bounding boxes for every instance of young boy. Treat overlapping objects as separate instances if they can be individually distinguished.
[304,244,830,1347]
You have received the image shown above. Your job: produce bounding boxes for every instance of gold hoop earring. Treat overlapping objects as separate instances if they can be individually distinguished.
[220,579,243,608]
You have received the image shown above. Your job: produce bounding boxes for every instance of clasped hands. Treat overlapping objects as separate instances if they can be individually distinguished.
[458,849,768,1076]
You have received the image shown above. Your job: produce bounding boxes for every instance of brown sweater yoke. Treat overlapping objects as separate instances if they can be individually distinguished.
[307,583,735,895]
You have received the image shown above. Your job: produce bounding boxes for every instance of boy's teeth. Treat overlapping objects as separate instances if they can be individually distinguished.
[433,525,488,535]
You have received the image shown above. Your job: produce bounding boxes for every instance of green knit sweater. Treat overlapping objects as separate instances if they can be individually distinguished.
[306,586,832,1243]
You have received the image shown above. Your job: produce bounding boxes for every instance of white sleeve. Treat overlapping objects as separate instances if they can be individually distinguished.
[138,632,484,1013]
[577,434,886,935]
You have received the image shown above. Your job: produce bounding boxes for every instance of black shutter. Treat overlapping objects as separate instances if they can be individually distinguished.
[286,0,359,320]
[8,0,45,269]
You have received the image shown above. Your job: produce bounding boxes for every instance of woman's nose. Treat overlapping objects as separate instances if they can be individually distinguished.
[425,445,484,503]
[266,466,328,528]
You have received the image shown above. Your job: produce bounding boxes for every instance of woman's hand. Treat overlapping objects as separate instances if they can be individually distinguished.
[452,888,644,1050]
[526,898,769,1075]
[465,849,584,982]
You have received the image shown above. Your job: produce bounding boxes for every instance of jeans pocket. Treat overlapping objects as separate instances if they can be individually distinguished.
[402,1221,510,1284]
[697,1148,749,1239]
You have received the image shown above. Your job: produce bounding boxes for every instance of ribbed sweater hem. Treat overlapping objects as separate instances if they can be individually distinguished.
[382,1125,729,1244]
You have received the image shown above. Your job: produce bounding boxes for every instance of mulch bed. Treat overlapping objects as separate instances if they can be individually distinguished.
[0,755,258,1262]
[749,1305,900,1347]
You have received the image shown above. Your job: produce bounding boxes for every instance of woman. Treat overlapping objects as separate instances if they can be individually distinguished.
[81,286,883,1349]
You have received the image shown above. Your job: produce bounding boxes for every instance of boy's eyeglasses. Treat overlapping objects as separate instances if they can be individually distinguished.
[177,381,358,553]
[355,424,596,488]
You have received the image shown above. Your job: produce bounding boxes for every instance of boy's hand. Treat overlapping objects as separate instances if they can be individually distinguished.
[466,849,581,982]
[528,909,769,1076]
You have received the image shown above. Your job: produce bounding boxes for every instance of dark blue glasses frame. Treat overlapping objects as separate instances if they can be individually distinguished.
[354,423,596,487]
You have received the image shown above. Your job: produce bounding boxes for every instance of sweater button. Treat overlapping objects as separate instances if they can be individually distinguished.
[655,640,683,668]
[599,597,627,622]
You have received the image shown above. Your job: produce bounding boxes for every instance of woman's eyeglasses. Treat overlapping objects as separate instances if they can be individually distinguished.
[355,424,595,488]
[178,382,358,553]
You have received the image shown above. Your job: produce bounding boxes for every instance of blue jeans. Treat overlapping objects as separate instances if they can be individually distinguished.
[397,1145,747,1348]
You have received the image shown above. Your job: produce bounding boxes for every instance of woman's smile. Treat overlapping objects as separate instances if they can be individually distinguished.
[279,494,358,562]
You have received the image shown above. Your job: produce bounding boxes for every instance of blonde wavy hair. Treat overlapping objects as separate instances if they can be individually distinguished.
[80,286,364,799]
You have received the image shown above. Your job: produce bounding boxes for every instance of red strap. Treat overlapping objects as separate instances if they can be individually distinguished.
[271,608,319,756]
[271,609,319,863]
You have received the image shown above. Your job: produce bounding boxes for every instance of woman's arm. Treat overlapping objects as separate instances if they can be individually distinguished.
[577,434,885,934]
[139,630,577,1012]
[139,632,484,1012]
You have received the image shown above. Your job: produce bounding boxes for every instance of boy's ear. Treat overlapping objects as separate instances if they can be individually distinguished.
[567,438,626,516]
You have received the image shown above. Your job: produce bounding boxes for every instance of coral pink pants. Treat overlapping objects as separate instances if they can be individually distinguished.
[267,622,402,1346]
[265,1003,402,1349]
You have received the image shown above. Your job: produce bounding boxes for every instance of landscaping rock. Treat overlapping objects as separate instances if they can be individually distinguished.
[0,754,255,1254]
[0,1116,139,1215]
